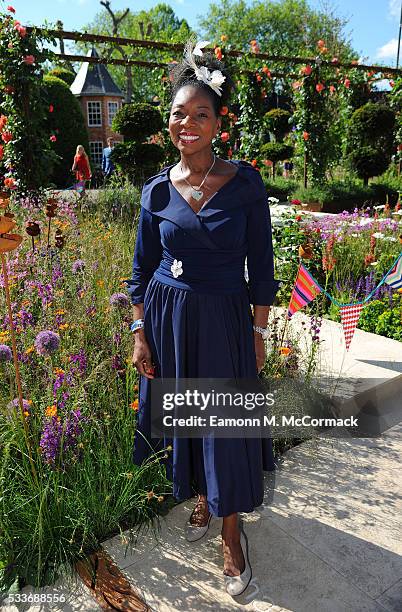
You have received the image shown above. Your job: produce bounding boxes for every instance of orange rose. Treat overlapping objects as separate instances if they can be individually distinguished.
[219,106,228,116]
[302,131,310,141]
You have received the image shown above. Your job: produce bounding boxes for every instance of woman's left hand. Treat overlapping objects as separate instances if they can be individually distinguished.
[254,333,266,374]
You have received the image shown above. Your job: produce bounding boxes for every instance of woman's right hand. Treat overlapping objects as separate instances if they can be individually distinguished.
[132,332,155,379]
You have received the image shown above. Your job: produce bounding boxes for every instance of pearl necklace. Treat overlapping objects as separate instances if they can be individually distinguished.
[180,155,216,201]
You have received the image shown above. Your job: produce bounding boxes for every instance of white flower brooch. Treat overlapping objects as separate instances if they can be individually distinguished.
[171,259,183,278]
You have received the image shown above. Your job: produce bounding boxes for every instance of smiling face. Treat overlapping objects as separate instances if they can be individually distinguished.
[169,85,221,154]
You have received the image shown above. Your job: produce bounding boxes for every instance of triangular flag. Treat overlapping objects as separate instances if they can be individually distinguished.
[287,263,322,318]
[384,253,402,289]
[340,304,363,351]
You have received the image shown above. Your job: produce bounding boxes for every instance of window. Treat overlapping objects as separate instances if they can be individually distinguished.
[89,141,103,167]
[87,101,102,127]
[108,101,119,126]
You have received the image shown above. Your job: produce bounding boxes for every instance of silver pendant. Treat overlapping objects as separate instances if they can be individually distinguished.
[191,189,203,201]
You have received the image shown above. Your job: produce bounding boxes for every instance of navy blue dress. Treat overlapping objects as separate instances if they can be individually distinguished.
[127,160,280,517]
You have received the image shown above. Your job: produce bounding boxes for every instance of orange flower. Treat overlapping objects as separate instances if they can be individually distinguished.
[344,78,351,89]
[329,85,336,94]
[0,145,3,161]
[256,73,262,82]
[219,106,228,116]
[221,34,228,42]
[302,131,310,141]
[279,346,291,356]
[146,491,155,500]
[220,131,230,142]
[131,399,139,411]
[315,83,325,93]
[0,115,7,130]
[45,405,57,418]
[251,159,258,167]
[4,177,16,189]
[214,47,223,61]
[317,39,325,48]
[292,81,302,90]
[262,65,270,75]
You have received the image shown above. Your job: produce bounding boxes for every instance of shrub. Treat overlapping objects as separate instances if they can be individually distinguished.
[264,109,292,142]
[346,103,396,185]
[47,68,76,86]
[43,75,89,187]
[111,142,165,184]
[260,175,298,201]
[260,143,294,179]
[112,103,164,141]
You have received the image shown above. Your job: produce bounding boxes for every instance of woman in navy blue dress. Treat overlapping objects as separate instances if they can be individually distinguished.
[127,42,280,596]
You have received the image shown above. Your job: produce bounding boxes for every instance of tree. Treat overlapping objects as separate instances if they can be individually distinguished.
[264,109,292,142]
[47,68,76,86]
[346,103,395,185]
[111,103,164,183]
[261,142,293,179]
[75,3,192,103]
[43,75,89,187]
[198,0,355,60]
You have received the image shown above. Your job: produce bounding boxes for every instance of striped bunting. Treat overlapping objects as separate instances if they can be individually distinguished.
[340,304,364,351]
[384,254,402,290]
[287,263,322,318]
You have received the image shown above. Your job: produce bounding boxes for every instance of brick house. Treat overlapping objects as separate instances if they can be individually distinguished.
[70,48,124,169]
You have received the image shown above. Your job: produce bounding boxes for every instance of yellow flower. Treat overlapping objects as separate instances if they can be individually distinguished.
[166,445,172,451]
[23,411,30,418]
[126,472,133,479]
[25,346,34,354]
[53,368,65,376]
[21,300,31,307]
[58,323,69,331]
[157,495,164,503]
[0,331,10,341]
[45,405,57,417]
[55,309,66,315]
[97,280,104,288]
[146,491,155,500]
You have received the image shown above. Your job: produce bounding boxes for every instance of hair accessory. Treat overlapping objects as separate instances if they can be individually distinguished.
[184,40,226,97]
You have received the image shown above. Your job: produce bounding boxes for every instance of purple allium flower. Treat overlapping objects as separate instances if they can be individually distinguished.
[34,330,60,356]
[0,344,12,363]
[72,259,86,274]
[109,292,130,308]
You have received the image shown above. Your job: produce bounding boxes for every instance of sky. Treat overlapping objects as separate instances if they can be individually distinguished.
[5,0,402,67]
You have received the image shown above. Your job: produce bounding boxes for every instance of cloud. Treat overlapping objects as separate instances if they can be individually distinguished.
[376,38,398,60]
[389,0,401,18]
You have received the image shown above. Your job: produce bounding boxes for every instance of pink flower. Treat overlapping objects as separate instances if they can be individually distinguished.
[1,131,13,144]
[50,135,57,142]
[49,105,54,113]
[15,24,26,37]
[344,78,351,89]
[7,6,16,13]
[23,55,35,65]
[220,131,230,143]
[300,65,312,76]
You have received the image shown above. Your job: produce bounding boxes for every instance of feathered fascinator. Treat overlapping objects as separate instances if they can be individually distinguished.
[183,39,226,97]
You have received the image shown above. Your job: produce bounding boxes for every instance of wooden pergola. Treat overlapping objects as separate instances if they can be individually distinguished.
[27,27,402,78]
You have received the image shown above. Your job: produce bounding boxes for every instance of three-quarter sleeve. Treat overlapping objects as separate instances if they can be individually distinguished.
[126,206,163,304]
[246,194,281,306]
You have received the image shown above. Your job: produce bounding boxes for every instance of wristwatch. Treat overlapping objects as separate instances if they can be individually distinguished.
[130,319,145,333]
[253,325,270,340]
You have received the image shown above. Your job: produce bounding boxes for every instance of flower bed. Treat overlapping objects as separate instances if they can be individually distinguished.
[0,191,171,590]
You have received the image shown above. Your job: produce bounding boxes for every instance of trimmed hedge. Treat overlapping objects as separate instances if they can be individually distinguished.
[43,75,89,187]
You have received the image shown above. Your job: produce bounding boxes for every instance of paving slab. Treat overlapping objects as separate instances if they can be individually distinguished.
[101,419,401,612]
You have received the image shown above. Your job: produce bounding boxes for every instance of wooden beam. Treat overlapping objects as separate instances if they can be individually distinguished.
[27,27,402,75]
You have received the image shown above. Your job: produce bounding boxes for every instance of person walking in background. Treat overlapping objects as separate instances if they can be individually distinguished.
[72,145,91,194]
[102,137,115,184]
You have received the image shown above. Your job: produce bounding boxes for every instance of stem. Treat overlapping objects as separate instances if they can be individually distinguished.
[47,216,51,249]
[1,252,38,484]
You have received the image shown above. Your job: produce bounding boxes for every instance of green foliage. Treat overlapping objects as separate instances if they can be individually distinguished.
[261,175,298,200]
[261,142,293,162]
[43,75,89,187]
[359,293,402,342]
[111,142,165,184]
[0,11,58,192]
[46,68,76,86]
[346,103,396,183]
[198,0,355,60]
[264,108,292,142]
[112,103,163,141]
